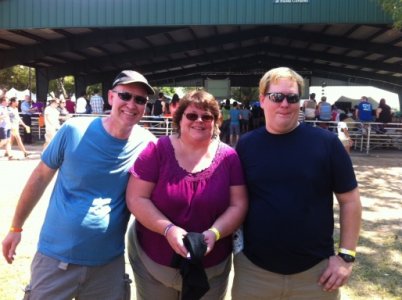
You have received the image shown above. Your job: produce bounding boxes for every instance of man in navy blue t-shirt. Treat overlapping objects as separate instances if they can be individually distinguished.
[232,67,362,300]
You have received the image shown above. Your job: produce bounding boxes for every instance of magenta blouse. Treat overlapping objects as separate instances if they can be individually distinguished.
[130,136,245,268]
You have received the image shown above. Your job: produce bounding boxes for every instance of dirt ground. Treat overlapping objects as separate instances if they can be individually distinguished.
[0,145,401,300]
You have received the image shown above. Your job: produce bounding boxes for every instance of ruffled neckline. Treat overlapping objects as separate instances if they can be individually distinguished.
[164,137,224,181]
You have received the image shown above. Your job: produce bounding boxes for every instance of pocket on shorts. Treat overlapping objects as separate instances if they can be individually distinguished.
[22,284,32,300]
[123,273,132,300]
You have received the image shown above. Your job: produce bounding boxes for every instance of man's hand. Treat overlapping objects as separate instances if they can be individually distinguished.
[2,232,22,264]
[318,255,353,292]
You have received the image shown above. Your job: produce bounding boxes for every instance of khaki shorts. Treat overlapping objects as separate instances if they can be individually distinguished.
[232,251,340,300]
[23,252,130,300]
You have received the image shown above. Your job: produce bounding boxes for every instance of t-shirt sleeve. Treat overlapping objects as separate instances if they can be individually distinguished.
[41,122,68,169]
[330,136,358,193]
[130,140,160,183]
[227,147,246,186]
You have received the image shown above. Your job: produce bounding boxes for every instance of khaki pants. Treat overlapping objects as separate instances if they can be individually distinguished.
[127,223,231,300]
[232,252,341,300]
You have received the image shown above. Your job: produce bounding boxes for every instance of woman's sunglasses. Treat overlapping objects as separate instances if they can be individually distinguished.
[112,91,148,105]
[184,112,214,122]
[265,93,300,104]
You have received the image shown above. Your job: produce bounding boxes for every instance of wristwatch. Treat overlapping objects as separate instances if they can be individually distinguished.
[338,248,356,263]
[338,252,355,263]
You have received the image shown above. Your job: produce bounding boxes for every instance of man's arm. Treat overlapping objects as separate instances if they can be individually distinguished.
[2,161,57,264]
[319,187,362,292]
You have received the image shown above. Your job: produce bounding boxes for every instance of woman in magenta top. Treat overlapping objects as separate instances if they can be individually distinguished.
[126,90,248,300]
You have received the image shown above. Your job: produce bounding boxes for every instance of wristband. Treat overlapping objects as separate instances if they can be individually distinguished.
[163,223,175,237]
[209,227,221,241]
[338,248,356,257]
[10,227,23,233]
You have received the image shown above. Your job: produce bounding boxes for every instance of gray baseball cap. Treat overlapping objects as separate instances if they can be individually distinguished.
[112,70,155,95]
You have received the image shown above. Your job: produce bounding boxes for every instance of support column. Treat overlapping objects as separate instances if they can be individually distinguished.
[35,68,49,104]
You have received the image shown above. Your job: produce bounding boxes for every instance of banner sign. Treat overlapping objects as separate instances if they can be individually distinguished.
[274,0,309,3]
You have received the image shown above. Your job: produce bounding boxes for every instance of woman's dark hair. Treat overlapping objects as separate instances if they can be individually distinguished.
[171,93,179,105]
[172,90,221,138]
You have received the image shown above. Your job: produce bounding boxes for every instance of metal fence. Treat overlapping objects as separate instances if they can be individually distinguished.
[22,114,402,154]
[304,120,402,154]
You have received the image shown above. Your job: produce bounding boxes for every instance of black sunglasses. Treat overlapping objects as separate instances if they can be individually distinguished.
[184,112,214,122]
[265,93,300,104]
[112,91,148,105]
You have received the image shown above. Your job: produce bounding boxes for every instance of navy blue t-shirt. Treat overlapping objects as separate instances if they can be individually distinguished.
[236,124,358,274]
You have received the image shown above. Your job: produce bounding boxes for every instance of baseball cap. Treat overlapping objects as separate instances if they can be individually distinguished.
[112,70,155,95]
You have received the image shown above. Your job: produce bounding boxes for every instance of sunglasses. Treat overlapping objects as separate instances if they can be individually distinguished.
[265,93,300,104]
[184,112,214,122]
[112,91,148,105]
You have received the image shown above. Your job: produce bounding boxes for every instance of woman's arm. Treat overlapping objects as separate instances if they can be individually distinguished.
[126,175,189,257]
[203,185,248,254]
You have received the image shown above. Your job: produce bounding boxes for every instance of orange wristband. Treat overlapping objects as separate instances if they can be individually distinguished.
[10,227,23,233]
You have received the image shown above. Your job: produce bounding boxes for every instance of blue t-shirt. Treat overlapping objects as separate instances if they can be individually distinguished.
[358,101,373,121]
[39,117,155,266]
[236,124,358,274]
[230,108,241,125]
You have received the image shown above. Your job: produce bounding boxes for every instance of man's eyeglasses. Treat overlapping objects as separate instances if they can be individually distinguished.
[184,112,214,122]
[265,93,300,104]
[112,91,148,105]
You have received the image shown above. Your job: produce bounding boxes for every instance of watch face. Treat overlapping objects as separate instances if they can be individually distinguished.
[338,253,355,263]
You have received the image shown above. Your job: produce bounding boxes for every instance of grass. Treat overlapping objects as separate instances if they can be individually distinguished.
[0,151,401,299]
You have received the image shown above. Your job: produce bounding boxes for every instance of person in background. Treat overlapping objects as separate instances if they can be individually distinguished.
[375,98,392,133]
[152,92,165,117]
[58,99,69,117]
[303,92,317,124]
[337,113,353,154]
[126,90,248,300]
[356,96,373,135]
[317,96,332,130]
[169,93,180,117]
[43,98,61,151]
[65,97,76,114]
[233,67,361,300]
[219,99,231,144]
[8,97,30,158]
[240,104,252,133]
[0,96,12,158]
[90,88,104,114]
[75,91,88,114]
[2,70,156,300]
[20,95,37,144]
[229,101,241,147]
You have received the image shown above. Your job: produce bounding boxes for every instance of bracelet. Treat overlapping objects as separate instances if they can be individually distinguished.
[163,223,175,237]
[338,248,356,257]
[10,227,23,233]
[209,227,221,241]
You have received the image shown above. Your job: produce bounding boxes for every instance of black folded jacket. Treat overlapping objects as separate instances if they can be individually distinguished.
[171,232,210,300]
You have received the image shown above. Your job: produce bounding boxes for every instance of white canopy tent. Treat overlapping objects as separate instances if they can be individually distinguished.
[5,87,37,101]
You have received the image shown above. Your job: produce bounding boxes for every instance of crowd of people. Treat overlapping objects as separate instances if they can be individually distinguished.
[1,67,365,300]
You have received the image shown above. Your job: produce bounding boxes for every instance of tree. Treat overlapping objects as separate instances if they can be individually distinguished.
[0,65,36,91]
[378,0,402,29]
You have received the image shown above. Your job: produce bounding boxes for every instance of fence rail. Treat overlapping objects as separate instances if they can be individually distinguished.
[22,114,402,154]
[304,120,402,154]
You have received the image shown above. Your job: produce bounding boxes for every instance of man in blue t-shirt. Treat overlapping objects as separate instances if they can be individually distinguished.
[232,67,362,300]
[356,96,373,122]
[2,70,156,299]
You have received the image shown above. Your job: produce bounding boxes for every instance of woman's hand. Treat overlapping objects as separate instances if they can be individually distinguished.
[165,225,189,258]
[202,229,217,255]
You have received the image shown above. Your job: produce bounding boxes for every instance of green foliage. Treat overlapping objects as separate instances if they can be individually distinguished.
[231,87,259,105]
[378,0,402,29]
[156,86,176,97]
[0,65,35,91]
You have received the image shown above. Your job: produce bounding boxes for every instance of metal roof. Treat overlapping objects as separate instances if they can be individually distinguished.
[0,0,401,102]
